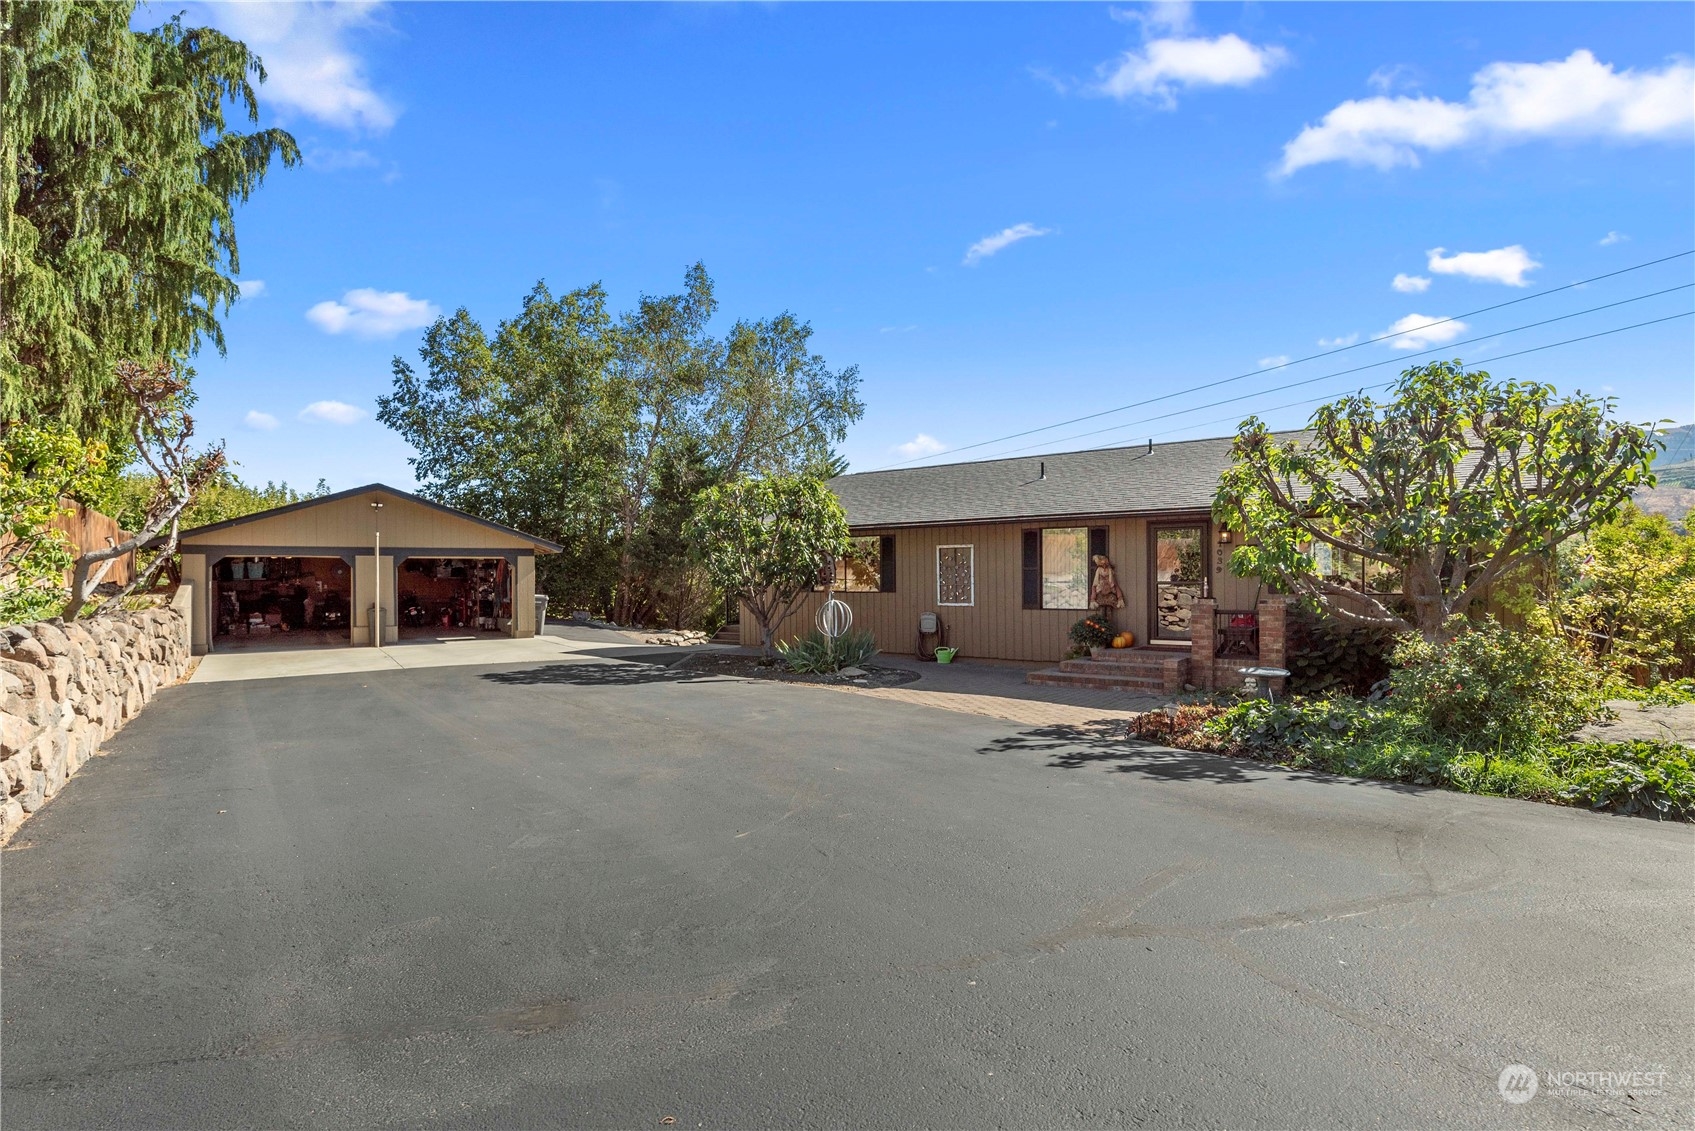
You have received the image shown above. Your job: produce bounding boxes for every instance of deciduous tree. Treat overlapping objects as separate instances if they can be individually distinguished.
[0,421,109,624]
[1214,360,1660,642]
[685,476,849,658]
[63,361,224,619]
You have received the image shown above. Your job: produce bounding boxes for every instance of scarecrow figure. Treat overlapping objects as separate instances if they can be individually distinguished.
[1090,553,1126,612]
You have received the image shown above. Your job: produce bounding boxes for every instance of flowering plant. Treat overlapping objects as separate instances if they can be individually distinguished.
[1068,616,1115,649]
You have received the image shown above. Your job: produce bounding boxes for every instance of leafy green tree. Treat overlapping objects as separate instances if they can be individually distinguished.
[708,313,862,477]
[1215,360,1660,642]
[685,475,849,658]
[1562,507,1695,681]
[378,283,625,612]
[2,1,299,443]
[64,360,224,618]
[609,264,719,623]
[0,421,109,624]
[379,267,864,625]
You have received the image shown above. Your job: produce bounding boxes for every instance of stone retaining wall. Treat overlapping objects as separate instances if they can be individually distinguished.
[1,586,192,841]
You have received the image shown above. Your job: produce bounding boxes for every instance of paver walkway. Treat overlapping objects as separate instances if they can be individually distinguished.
[822,654,1164,726]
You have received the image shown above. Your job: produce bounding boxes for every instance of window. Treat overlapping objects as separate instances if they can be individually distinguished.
[936,545,974,606]
[1306,542,1402,594]
[818,535,896,592]
[1039,527,1089,610]
[1023,527,1108,610]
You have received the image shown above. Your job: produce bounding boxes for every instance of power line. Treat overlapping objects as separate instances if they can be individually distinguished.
[941,289,1694,462]
[1114,309,1695,450]
[870,248,1694,471]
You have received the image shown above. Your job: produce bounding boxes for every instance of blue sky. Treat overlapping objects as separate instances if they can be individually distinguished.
[160,1,1694,490]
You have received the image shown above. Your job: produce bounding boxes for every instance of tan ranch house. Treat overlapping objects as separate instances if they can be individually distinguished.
[744,435,1304,693]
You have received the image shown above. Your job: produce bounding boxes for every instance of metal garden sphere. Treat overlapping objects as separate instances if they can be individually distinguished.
[817,597,853,640]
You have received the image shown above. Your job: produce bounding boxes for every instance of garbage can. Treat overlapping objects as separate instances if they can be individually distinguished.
[534,594,549,634]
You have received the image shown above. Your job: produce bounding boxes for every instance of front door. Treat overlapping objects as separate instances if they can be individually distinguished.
[1149,523,1208,641]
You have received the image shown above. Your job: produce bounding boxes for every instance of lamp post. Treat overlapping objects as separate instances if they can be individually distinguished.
[371,500,385,647]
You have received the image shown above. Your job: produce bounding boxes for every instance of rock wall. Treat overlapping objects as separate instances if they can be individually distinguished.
[1,586,192,841]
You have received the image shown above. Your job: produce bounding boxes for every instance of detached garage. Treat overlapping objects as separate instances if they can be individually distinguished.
[172,484,561,655]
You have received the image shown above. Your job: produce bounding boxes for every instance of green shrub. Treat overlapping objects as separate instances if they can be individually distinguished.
[1605,678,1695,707]
[1067,615,1115,650]
[1387,622,1605,755]
[1286,602,1397,696]
[776,628,878,674]
[1201,696,1369,756]
[1548,741,1695,820]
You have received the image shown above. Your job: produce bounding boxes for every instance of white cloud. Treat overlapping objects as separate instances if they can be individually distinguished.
[1099,33,1289,107]
[304,147,381,172]
[199,1,398,133]
[1368,63,1420,95]
[1279,50,1695,175]
[1392,273,1432,293]
[306,288,439,337]
[878,325,918,334]
[963,223,1052,266]
[298,400,368,425]
[237,279,267,299]
[243,410,279,430]
[1600,230,1630,246]
[1318,333,1360,348]
[1427,244,1541,286]
[895,433,947,459]
[1112,1,1192,34]
[1384,314,1469,350]
[1258,355,1290,368]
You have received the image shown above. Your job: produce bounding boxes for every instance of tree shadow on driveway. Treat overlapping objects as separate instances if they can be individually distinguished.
[480,661,727,688]
[979,719,1263,785]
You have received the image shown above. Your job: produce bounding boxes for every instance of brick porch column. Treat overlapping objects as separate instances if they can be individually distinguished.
[1256,595,1290,696]
[1190,597,1217,690]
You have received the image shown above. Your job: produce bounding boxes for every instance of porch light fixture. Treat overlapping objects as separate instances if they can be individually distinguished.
[1218,529,1233,545]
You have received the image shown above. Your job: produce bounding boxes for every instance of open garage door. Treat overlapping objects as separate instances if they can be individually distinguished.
[396,557,514,640]
[213,556,353,650]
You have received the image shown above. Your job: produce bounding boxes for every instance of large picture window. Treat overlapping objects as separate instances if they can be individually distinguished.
[936,545,974,606]
[1023,526,1108,610]
[818,535,896,592]
[836,536,885,592]
[1040,527,1090,610]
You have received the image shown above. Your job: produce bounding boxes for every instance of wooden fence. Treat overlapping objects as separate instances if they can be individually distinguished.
[48,499,134,586]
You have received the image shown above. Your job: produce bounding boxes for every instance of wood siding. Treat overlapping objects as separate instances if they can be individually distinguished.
[742,514,1262,663]
[176,488,547,652]
[178,489,540,552]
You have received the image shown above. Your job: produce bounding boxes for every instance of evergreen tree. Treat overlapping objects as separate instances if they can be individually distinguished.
[1,1,299,444]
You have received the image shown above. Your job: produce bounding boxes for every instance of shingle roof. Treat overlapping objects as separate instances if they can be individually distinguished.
[163,482,564,552]
[829,434,1297,528]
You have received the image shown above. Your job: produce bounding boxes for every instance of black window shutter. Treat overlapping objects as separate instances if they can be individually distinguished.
[1089,527,1108,560]
[879,535,897,592]
[1022,530,1041,609]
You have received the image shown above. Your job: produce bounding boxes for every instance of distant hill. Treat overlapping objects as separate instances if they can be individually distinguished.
[1653,423,1695,466]
[1635,424,1694,528]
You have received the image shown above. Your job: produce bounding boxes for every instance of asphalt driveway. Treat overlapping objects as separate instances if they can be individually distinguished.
[3,653,1692,1128]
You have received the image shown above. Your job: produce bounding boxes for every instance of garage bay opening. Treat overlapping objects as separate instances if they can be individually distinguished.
[215,556,352,648]
[398,557,513,639]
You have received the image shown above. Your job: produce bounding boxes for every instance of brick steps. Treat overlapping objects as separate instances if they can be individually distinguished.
[1026,668,1166,692]
[1026,648,1190,695]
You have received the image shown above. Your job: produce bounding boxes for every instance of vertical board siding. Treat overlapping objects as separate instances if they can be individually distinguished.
[179,491,541,552]
[741,515,1253,663]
